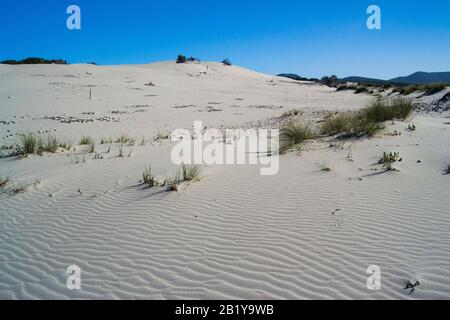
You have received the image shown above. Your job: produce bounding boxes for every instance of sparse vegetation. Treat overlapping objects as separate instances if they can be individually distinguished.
[363,98,413,122]
[40,135,59,153]
[222,58,232,66]
[408,123,416,131]
[117,143,124,158]
[18,133,39,155]
[89,141,96,153]
[336,84,358,92]
[116,135,136,146]
[80,136,93,145]
[355,86,369,94]
[320,112,382,137]
[176,163,202,183]
[142,165,157,188]
[155,133,169,141]
[280,124,316,151]
[321,75,339,88]
[176,54,187,64]
[1,57,68,65]
[321,98,413,138]
[319,161,333,172]
[378,152,401,171]
[393,83,447,96]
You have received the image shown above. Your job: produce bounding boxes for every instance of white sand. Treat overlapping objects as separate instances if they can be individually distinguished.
[0,62,449,299]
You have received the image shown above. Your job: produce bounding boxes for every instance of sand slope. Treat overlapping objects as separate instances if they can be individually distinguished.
[0,62,449,299]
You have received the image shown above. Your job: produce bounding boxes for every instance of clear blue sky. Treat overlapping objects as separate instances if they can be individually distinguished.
[1,0,449,79]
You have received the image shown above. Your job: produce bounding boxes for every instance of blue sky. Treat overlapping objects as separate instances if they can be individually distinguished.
[1,0,449,79]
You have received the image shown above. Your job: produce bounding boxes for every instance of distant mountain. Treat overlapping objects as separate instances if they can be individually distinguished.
[389,72,450,84]
[343,72,450,85]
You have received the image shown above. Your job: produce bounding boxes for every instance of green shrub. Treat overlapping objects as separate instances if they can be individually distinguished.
[378,152,401,171]
[222,58,232,66]
[320,112,383,137]
[176,54,187,64]
[363,98,413,122]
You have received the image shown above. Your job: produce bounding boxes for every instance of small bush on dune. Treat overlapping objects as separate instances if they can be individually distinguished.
[320,112,383,138]
[18,133,39,155]
[280,124,316,151]
[222,58,232,66]
[319,161,333,172]
[89,141,96,153]
[116,135,136,146]
[378,152,401,171]
[394,83,447,96]
[177,163,202,182]
[176,54,187,64]
[336,84,358,92]
[364,97,413,121]
[142,165,157,188]
[355,87,369,94]
[80,136,93,145]
[40,135,59,153]
[423,83,447,96]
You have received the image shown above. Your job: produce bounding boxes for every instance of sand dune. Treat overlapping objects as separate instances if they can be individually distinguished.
[0,62,449,299]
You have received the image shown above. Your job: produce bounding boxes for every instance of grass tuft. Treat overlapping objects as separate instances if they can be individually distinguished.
[142,165,157,188]
[80,136,93,145]
[177,163,202,182]
[321,98,412,138]
[280,124,315,151]
[378,152,401,171]
[18,133,39,155]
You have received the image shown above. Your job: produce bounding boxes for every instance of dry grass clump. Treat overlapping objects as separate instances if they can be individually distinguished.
[18,133,39,155]
[378,152,401,171]
[140,163,202,192]
[141,165,158,188]
[177,163,202,182]
[154,133,170,141]
[336,84,359,92]
[363,98,413,122]
[319,161,333,172]
[394,83,447,96]
[39,135,59,153]
[116,135,136,146]
[80,136,93,145]
[321,98,413,138]
[280,124,316,151]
